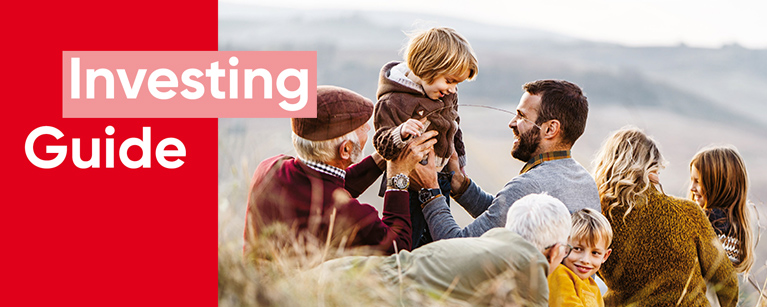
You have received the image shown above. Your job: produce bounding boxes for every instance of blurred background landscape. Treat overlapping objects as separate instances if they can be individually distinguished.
[218,3,767,304]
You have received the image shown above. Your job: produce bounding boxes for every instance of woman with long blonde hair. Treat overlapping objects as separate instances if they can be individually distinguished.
[690,146,754,274]
[593,126,738,306]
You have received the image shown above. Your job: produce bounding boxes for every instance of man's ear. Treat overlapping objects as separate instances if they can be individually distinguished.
[602,248,612,263]
[338,140,353,160]
[547,243,564,266]
[542,119,561,140]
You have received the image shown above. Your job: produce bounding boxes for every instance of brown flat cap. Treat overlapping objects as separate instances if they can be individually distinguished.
[292,85,373,141]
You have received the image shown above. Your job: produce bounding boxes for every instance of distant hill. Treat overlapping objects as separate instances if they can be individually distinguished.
[220,4,767,130]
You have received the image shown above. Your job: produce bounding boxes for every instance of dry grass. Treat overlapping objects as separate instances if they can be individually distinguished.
[218,224,514,307]
[218,198,767,307]
[745,201,767,307]
[220,203,542,307]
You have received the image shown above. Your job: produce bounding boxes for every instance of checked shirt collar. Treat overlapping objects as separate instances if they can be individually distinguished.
[520,150,571,174]
[300,158,346,179]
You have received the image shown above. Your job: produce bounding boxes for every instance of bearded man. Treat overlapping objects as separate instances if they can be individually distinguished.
[415,80,599,240]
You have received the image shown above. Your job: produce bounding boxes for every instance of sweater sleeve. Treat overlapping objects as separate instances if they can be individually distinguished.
[373,94,417,161]
[344,155,383,198]
[423,177,538,239]
[694,204,739,307]
[349,190,412,253]
[379,191,412,252]
[455,179,494,218]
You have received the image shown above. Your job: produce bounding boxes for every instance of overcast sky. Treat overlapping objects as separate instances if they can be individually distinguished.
[224,0,767,49]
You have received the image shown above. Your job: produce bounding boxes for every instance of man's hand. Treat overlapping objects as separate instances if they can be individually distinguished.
[388,130,438,176]
[370,151,386,171]
[447,150,467,194]
[410,150,439,190]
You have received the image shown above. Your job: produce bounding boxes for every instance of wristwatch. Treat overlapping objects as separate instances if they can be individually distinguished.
[387,173,409,190]
[418,188,442,204]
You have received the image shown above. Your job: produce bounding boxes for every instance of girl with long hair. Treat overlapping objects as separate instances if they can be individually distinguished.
[690,145,754,274]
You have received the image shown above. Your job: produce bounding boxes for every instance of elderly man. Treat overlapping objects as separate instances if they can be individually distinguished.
[311,193,572,306]
[244,86,437,256]
[416,79,600,240]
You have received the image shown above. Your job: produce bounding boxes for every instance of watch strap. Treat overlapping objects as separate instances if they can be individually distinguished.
[419,188,442,203]
[420,192,443,208]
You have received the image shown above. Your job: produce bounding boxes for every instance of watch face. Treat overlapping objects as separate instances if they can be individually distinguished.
[391,174,408,189]
[418,189,429,203]
[395,177,407,188]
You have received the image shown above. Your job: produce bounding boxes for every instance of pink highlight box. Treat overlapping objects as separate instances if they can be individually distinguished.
[62,51,316,118]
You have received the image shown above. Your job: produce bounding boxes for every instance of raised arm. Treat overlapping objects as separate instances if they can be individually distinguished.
[413,153,540,239]
[358,131,438,252]
[344,154,384,198]
[422,178,535,239]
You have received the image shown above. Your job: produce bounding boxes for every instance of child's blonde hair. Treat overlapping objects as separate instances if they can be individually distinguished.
[405,27,478,84]
[570,208,613,249]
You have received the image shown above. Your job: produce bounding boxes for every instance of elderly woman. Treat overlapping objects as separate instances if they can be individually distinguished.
[593,126,738,306]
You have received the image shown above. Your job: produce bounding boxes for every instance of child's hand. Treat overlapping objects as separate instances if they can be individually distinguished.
[400,118,425,139]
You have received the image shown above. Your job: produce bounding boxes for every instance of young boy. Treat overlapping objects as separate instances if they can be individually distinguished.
[373,27,478,248]
[548,208,613,307]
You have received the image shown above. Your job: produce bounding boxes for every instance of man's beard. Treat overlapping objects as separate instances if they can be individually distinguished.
[350,141,364,164]
[511,126,541,162]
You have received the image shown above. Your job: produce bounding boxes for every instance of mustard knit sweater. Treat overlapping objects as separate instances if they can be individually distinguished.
[599,187,738,306]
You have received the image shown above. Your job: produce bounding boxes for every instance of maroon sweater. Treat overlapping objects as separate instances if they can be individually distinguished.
[244,155,411,255]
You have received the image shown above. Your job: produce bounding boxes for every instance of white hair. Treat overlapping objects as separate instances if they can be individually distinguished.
[292,130,360,164]
[504,193,572,252]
